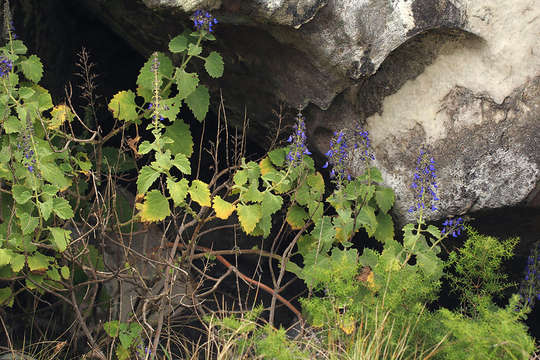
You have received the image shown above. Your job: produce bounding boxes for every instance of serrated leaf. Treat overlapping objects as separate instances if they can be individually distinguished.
[175,69,199,99]
[204,51,224,78]
[425,224,441,239]
[167,178,189,206]
[27,252,52,271]
[185,85,209,122]
[40,162,71,190]
[213,195,236,220]
[136,52,174,101]
[10,254,25,272]
[12,184,32,204]
[242,183,263,203]
[104,321,120,337]
[259,157,276,177]
[375,186,394,213]
[153,150,172,172]
[169,34,188,53]
[108,90,138,122]
[18,86,35,99]
[172,153,191,174]
[0,248,13,266]
[286,205,308,230]
[374,211,394,244]
[268,148,287,167]
[189,180,211,207]
[49,227,71,252]
[261,192,283,216]
[30,84,53,111]
[11,40,27,54]
[0,287,13,307]
[21,55,43,82]
[311,216,336,254]
[52,197,74,220]
[135,190,171,222]
[49,104,74,130]
[237,203,262,234]
[3,116,21,133]
[188,43,202,56]
[356,205,377,237]
[370,167,384,183]
[307,172,324,197]
[60,265,70,279]
[18,212,39,235]
[163,120,193,157]
[137,166,160,194]
[233,169,248,186]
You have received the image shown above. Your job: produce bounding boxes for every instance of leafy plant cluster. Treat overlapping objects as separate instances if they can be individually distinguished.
[0,4,536,360]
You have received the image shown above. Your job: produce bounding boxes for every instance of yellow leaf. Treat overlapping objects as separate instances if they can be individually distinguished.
[49,104,73,130]
[189,180,211,207]
[213,195,236,220]
[135,190,170,223]
[259,157,275,176]
[339,314,356,335]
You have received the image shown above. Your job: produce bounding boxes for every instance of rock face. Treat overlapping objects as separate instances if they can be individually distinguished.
[74,0,539,222]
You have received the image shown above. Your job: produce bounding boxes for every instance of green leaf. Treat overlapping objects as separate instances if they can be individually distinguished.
[167,178,189,206]
[189,180,211,207]
[21,55,43,82]
[0,287,13,307]
[40,162,71,190]
[261,192,283,217]
[237,203,262,234]
[18,86,35,99]
[268,148,287,167]
[3,116,21,133]
[185,85,210,122]
[137,166,160,194]
[136,52,174,101]
[10,254,25,272]
[163,120,194,157]
[104,321,120,337]
[375,186,395,213]
[153,150,172,172]
[356,205,377,237]
[135,190,170,222]
[374,212,394,244]
[286,205,308,230]
[172,153,191,174]
[18,212,39,235]
[108,90,138,122]
[204,51,224,78]
[49,227,71,252]
[370,167,384,183]
[52,197,74,220]
[213,195,236,220]
[0,248,13,266]
[233,169,248,186]
[11,40,27,54]
[60,266,70,279]
[27,252,52,271]
[426,225,441,239]
[12,184,32,204]
[31,85,53,111]
[169,34,188,53]
[187,43,202,56]
[242,183,263,203]
[174,69,199,99]
[311,216,336,254]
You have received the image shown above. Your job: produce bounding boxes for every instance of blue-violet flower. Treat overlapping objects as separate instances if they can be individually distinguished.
[286,110,311,167]
[408,149,439,214]
[191,10,218,32]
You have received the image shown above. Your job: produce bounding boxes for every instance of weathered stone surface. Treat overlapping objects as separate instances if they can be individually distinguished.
[73,0,540,222]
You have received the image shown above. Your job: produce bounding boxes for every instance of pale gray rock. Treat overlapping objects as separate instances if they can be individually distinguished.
[76,0,539,223]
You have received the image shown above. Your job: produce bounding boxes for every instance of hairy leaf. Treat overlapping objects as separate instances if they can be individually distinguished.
[21,55,43,82]
[204,51,224,78]
[189,180,211,207]
[185,85,209,122]
[237,203,262,234]
[136,190,170,222]
[108,90,138,122]
[213,195,236,220]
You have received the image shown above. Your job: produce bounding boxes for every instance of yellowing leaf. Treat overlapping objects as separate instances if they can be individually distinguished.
[213,195,236,220]
[135,190,171,222]
[339,314,356,335]
[49,104,74,130]
[286,205,307,230]
[237,203,262,234]
[108,90,138,122]
[307,172,325,197]
[259,157,275,177]
[167,178,189,206]
[189,180,211,207]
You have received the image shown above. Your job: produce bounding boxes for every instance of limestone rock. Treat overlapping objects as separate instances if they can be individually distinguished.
[75,0,539,222]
